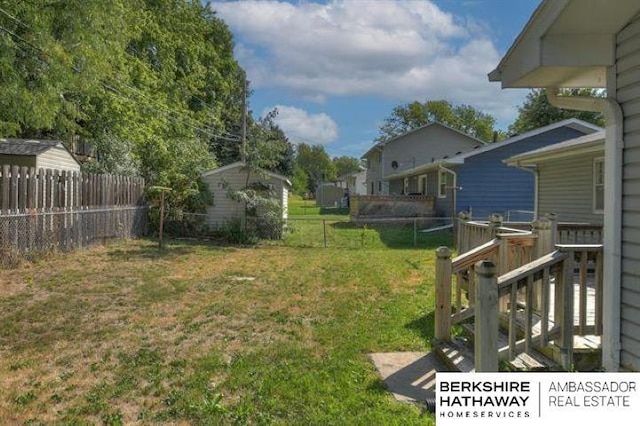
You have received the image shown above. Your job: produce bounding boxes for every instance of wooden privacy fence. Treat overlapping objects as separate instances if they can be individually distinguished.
[0,166,147,265]
[1,165,144,211]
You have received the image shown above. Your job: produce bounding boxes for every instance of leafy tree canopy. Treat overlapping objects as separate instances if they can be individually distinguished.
[332,156,362,178]
[295,143,336,192]
[508,89,605,135]
[0,0,244,216]
[376,99,498,143]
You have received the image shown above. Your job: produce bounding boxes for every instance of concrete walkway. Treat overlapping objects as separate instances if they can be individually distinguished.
[369,351,447,404]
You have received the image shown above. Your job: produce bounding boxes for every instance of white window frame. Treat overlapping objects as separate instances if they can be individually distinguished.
[593,157,605,214]
[403,177,409,195]
[418,174,427,195]
[438,170,449,198]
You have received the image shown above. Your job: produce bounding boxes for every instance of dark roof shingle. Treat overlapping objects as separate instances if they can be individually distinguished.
[0,139,62,156]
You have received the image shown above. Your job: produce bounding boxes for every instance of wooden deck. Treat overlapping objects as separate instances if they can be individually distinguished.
[507,271,601,350]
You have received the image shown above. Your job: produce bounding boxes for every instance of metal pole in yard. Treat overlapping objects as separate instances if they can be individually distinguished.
[150,186,171,249]
[323,219,327,248]
[159,190,165,249]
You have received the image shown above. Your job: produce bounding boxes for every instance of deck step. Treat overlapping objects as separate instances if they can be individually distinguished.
[459,323,562,371]
[508,350,560,371]
[433,338,475,372]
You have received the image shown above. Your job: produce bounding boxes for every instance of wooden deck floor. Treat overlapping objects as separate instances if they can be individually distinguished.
[508,272,601,350]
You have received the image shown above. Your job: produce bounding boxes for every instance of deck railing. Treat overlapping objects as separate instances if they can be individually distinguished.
[489,244,602,370]
[557,223,603,244]
[437,219,554,337]
[437,211,604,371]
[457,212,603,251]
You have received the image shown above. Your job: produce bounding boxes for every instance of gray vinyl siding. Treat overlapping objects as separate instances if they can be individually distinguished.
[618,15,640,371]
[536,152,604,224]
[382,125,480,180]
[202,165,287,229]
[36,145,81,172]
[364,150,383,194]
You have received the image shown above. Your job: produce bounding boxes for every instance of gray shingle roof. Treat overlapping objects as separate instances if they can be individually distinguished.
[0,139,61,156]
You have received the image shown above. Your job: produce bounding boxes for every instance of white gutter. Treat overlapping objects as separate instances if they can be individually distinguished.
[547,82,623,371]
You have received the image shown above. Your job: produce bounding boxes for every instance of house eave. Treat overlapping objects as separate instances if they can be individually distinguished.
[385,159,460,180]
[505,138,604,167]
[489,0,640,89]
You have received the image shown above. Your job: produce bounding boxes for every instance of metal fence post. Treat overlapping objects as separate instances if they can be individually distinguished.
[413,217,417,247]
[323,219,327,248]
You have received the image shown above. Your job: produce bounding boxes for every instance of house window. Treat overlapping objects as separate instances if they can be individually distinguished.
[418,174,427,195]
[594,158,604,213]
[438,171,449,198]
[403,178,409,195]
[370,181,374,195]
[378,181,382,193]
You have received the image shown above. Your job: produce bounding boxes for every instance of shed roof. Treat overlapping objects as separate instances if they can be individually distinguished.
[0,139,62,156]
[201,161,292,187]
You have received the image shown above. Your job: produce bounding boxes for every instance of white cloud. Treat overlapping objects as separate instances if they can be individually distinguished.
[214,0,526,126]
[265,105,339,145]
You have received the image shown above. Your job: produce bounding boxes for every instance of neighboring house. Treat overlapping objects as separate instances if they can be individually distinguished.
[0,139,81,172]
[489,0,640,371]
[201,162,291,230]
[337,169,367,196]
[361,122,485,196]
[506,130,605,224]
[384,119,601,219]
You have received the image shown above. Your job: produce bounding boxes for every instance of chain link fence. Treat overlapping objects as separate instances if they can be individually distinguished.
[0,206,148,267]
[277,217,452,249]
[161,214,452,249]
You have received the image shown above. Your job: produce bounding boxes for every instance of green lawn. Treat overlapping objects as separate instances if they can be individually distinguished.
[0,204,450,424]
[284,195,451,249]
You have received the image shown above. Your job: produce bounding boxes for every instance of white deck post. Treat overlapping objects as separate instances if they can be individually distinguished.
[475,260,499,372]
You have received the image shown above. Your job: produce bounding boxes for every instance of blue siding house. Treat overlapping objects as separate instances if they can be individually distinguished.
[384,119,602,220]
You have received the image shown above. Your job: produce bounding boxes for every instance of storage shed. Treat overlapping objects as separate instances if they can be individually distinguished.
[201,162,291,230]
[0,139,81,172]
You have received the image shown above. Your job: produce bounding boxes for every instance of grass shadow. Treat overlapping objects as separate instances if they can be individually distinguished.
[405,311,435,346]
[329,220,453,250]
[107,238,237,262]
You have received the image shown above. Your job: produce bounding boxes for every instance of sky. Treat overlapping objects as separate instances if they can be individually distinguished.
[210,0,541,158]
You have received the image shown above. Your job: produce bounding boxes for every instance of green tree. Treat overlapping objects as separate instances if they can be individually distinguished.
[0,0,245,220]
[295,143,336,192]
[332,156,362,178]
[291,164,309,195]
[376,99,498,142]
[508,89,605,135]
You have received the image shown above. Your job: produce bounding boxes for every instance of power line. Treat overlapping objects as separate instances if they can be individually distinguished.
[0,6,33,31]
[0,19,242,143]
[0,24,45,54]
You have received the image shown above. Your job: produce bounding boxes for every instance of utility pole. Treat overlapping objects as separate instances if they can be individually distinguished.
[241,71,247,163]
